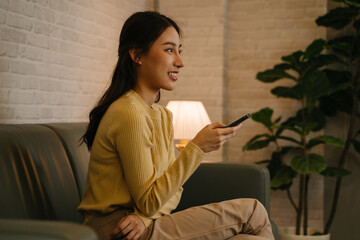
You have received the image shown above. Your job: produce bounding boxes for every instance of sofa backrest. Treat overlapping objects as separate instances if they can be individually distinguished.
[0,124,89,223]
[43,123,90,196]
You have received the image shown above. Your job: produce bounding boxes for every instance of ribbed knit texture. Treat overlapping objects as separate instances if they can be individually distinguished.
[78,90,206,227]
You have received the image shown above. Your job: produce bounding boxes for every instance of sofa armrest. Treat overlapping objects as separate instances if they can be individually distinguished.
[175,162,271,212]
[174,162,278,240]
[0,219,98,240]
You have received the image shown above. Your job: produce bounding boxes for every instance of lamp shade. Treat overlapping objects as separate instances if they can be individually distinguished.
[166,101,211,140]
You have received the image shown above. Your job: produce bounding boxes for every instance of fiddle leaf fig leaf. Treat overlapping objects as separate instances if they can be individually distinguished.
[277,136,302,145]
[343,0,360,7]
[326,37,352,57]
[243,140,271,151]
[282,50,303,66]
[316,7,359,30]
[304,39,326,59]
[271,85,304,100]
[303,70,329,107]
[274,63,292,70]
[271,166,297,188]
[307,135,345,149]
[321,167,351,177]
[274,116,282,124]
[251,107,274,130]
[256,69,297,83]
[243,134,272,151]
[291,154,327,174]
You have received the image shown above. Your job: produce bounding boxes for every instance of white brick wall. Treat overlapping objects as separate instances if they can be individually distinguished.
[0,0,153,123]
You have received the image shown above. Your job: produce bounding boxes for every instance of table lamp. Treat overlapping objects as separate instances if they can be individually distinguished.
[166,101,211,151]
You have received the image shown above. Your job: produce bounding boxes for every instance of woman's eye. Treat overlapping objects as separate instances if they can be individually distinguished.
[166,48,174,53]
[179,49,183,55]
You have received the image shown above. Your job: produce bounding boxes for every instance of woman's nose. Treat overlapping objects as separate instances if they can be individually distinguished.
[175,53,184,68]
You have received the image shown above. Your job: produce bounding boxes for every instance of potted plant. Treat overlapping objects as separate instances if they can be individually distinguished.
[243,0,360,238]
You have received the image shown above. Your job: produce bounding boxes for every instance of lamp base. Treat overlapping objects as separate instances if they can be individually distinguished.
[175,139,190,152]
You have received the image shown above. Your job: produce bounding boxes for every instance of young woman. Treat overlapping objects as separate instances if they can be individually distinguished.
[78,11,274,240]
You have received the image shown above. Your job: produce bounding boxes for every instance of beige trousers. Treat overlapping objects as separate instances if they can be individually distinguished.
[86,198,274,240]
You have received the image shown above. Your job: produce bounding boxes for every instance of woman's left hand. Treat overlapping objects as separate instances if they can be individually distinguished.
[109,214,146,240]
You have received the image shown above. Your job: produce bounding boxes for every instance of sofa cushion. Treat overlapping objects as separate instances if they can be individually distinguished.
[0,124,82,222]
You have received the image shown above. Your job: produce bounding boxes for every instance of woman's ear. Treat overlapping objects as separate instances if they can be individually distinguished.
[129,48,142,65]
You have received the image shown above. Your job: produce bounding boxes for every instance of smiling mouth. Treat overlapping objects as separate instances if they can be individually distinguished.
[168,72,178,77]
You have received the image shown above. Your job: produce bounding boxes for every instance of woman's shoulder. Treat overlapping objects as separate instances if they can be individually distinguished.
[103,93,147,125]
[155,104,173,120]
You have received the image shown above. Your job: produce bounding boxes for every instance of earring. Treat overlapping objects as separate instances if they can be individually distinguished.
[136,58,142,65]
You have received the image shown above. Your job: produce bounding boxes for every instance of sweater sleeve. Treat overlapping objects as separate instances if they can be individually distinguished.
[111,106,205,217]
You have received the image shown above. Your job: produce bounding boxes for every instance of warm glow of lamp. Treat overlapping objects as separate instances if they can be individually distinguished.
[166,101,211,151]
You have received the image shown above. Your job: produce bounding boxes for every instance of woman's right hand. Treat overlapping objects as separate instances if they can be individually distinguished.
[191,122,242,153]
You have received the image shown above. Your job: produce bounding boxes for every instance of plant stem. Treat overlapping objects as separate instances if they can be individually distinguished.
[324,58,360,234]
[287,187,298,213]
[296,174,305,235]
[303,175,310,235]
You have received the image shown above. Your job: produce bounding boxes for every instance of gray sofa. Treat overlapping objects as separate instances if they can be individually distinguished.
[0,123,277,239]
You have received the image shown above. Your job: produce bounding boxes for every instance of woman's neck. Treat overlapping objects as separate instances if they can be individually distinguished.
[134,85,158,107]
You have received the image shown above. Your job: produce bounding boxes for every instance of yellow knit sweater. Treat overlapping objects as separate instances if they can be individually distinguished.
[78,90,206,227]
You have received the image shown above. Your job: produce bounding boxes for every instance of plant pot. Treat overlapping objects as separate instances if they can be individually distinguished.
[278,227,330,240]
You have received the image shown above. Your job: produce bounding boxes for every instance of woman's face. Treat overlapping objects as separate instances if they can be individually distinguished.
[137,26,184,92]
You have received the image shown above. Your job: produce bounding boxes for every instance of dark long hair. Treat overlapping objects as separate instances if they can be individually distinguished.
[81,11,181,150]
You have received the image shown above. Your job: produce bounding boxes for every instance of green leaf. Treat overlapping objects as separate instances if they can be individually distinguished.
[353,139,360,153]
[271,85,304,99]
[321,167,351,177]
[326,36,354,57]
[277,117,303,135]
[304,39,326,59]
[307,135,345,149]
[316,7,359,30]
[303,70,330,107]
[294,107,326,132]
[343,0,360,7]
[274,116,281,124]
[256,69,297,83]
[307,54,347,71]
[243,134,272,151]
[267,151,282,176]
[271,166,297,188]
[330,89,354,115]
[251,108,274,130]
[277,136,302,145]
[244,140,271,151]
[326,35,360,61]
[274,63,292,70]
[282,50,303,65]
[291,154,327,174]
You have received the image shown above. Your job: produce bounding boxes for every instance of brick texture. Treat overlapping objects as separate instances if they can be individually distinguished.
[0,0,153,123]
